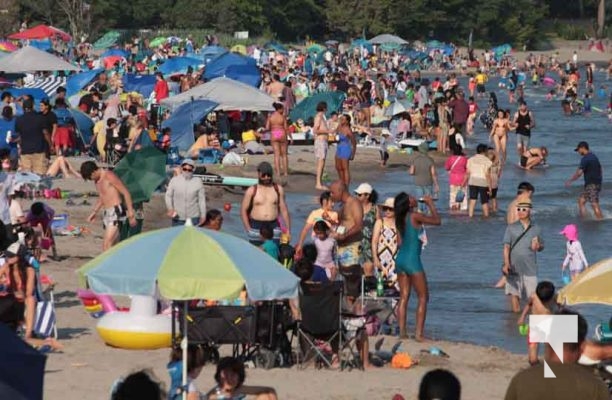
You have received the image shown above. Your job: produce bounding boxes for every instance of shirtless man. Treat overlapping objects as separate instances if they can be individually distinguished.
[265,103,290,182]
[519,146,548,170]
[241,161,291,246]
[489,109,510,163]
[313,102,331,190]
[329,180,363,297]
[80,161,137,251]
[266,74,285,100]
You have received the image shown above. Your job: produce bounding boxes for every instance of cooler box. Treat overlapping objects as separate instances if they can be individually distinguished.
[51,214,69,231]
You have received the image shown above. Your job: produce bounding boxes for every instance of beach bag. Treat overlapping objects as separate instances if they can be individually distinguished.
[221,151,244,166]
[34,300,56,338]
[455,189,465,203]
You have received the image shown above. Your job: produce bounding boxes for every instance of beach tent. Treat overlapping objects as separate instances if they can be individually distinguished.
[203,52,260,87]
[199,45,226,64]
[66,68,104,96]
[161,77,274,112]
[0,323,47,400]
[0,46,79,73]
[369,34,408,45]
[9,24,71,42]
[157,57,203,76]
[93,31,122,51]
[24,76,67,98]
[289,91,346,123]
[161,99,218,151]
[10,88,48,103]
[122,74,156,98]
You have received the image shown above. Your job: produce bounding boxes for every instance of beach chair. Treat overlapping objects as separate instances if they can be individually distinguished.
[294,282,342,369]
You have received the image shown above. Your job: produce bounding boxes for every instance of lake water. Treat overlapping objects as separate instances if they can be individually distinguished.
[223,71,612,353]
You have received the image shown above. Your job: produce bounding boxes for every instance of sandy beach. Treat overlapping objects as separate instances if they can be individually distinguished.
[34,147,531,400]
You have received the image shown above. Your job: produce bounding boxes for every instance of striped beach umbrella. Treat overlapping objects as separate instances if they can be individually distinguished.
[558,257,612,305]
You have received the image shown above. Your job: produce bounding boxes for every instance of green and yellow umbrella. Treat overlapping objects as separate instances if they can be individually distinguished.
[558,257,612,305]
[77,225,299,301]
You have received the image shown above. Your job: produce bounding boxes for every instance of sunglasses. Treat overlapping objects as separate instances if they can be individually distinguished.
[182,167,194,172]
[357,193,369,197]
[516,207,531,212]
[259,173,272,178]
[382,206,394,212]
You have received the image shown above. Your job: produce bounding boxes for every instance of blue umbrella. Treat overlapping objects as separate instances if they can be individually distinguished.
[161,99,218,151]
[122,74,156,98]
[69,108,94,145]
[77,225,299,301]
[65,68,104,96]
[157,56,203,76]
[0,323,46,400]
[101,48,129,59]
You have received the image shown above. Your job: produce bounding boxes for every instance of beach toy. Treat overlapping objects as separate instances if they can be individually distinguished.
[224,203,232,212]
[519,323,529,336]
[391,352,413,369]
[562,270,571,285]
[96,295,174,350]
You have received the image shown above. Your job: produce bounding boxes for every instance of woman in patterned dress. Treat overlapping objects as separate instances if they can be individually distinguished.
[372,198,399,283]
[354,183,378,276]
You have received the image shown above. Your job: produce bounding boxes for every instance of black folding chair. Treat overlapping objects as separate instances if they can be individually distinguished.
[295,282,342,369]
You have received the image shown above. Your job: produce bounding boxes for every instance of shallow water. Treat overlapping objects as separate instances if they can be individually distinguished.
[223,71,612,353]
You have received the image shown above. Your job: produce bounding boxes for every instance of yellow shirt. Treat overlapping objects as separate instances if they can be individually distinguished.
[242,129,257,143]
[475,73,488,84]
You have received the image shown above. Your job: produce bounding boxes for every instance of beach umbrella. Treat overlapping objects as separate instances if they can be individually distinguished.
[0,41,17,52]
[149,36,167,48]
[93,31,121,51]
[69,108,94,145]
[0,323,46,399]
[385,101,406,117]
[558,257,612,305]
[113,147,166,204]
[8,24,71,42]
[77,225,300,301]
[306,44,325,54]
[101,48,129,59]
[157,56,203,76]
[289,91,346,122]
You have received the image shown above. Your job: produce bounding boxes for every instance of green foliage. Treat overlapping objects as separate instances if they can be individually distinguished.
[16,0,607,47]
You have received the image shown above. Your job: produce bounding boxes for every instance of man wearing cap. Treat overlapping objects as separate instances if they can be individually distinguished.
[565,141,603,220]
[165,159,207,227]
[409,142,439,213]
[15,99,51,175]
[512,100,535,157]
[241,161,291,245]
[463,143,493,218]
[502,198,544,312]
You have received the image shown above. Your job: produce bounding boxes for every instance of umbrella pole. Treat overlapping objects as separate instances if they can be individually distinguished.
[182,301,188,400]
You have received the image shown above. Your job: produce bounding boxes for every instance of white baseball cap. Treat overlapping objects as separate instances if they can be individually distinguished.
[354,183,373,195]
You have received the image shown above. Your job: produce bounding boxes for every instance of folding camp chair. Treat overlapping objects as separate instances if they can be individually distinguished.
[295,282,342,369]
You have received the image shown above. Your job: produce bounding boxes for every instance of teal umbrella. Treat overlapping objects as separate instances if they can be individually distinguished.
[289,92,346,122]
[306,44,325,54]
[113,147,166,204]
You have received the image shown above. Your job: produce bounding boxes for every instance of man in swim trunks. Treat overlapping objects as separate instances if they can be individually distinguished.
[565,141,603,220]
[313,102,331,190]
[80,161,137,251]
[512,100,536,157]
[241,161,291,246]
[329,180,363,298]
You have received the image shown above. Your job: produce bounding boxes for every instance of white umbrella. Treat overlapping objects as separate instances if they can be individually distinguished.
[385,101,407,117]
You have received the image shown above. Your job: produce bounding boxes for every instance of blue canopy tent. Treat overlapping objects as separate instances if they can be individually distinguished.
[66,68,104,96]
[28,39,52,51]
[0,323,46,400]
[100,48,129,59]
[203,52,260,87]
[264,42,288,54]
[70,108,94,146]
[157,57,203,76]
[162,100,218,151]
[122,74,156,98]
[199,45,226,64]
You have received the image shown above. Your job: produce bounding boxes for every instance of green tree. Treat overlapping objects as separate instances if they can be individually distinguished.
[0,0,20,36]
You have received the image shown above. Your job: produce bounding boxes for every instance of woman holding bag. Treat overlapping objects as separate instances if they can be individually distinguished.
[444,146,468,212]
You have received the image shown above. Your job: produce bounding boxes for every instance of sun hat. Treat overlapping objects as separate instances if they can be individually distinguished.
[517,198,532,208]
[560,224,578,241]
[381,197,395,209]
[354,183,373,195]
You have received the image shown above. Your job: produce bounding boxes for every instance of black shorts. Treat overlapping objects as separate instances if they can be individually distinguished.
[490,188,498,199]
[468,185,490,204]
[477,84,486,93]
[520,156,528,167]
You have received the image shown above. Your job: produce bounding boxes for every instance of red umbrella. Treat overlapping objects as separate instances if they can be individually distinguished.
[8,24,72,42]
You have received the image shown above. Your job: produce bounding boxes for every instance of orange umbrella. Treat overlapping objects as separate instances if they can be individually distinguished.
[8,25,72,42]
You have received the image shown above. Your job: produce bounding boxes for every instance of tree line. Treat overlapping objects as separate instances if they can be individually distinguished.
[7,0,610,48]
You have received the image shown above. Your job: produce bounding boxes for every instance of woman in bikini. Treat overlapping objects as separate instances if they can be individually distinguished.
[265,103,290,182]
[489,109,510,163]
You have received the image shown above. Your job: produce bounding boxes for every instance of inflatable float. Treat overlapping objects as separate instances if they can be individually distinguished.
[78,290,174,350]
[195,174,257,188]
[398,138,437,150]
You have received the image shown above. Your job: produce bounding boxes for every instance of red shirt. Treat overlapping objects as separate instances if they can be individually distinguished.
[154,80,169,101]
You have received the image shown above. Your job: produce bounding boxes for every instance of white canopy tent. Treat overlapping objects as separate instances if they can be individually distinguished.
[161,77,275,112]
[0,46,79,73]
[368,34,408,45]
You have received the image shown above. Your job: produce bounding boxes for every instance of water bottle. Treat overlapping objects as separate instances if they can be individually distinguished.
[376,275,384,297]
[5,130,10,144]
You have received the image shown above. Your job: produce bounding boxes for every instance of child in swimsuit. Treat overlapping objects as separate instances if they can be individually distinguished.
[517,281,557,365]
[560,224,588,280]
